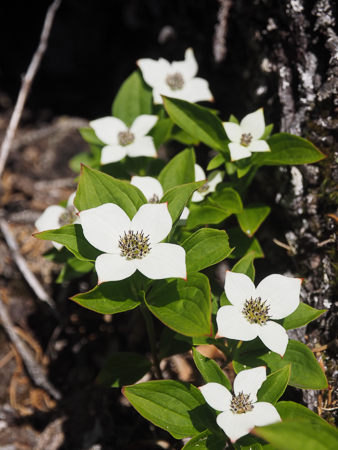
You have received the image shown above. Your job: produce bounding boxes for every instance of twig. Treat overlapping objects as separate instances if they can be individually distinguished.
[0,220,58,315]
[0,295,61,400]
[0,0,62,177]
[213,0,233,63]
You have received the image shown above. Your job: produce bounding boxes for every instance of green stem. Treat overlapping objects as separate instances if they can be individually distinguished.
[140,303,162,380]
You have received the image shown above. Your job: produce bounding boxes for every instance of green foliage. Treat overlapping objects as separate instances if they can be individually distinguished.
[71,278,140,314]
[257,365,291,404]
[123,380,218,439]
[253,418,338,450]
[97,352,152,387]
[75,165,147,218]
[35,224,102,262]
[236,204,271,237]
[158,147,195,192]
[162,96,229,153]
[252,133,325,166]
[233,339,328,390]
[192,347,232,391]
[112,70,153,127]
[146,273,212,337]
[182,228,233,272]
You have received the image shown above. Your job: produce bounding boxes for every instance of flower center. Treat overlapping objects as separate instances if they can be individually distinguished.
[118,130,135,146]
[118,230,151,260]
[230,391,254,414]
[165,72,185,91]
[240,133,253,147]
[148,194,159,204]
[242,297,271,325]
[198,182,210,194]
[58,206,77,226]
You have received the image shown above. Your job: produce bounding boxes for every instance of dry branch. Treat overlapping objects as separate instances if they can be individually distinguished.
[0,0,62,177]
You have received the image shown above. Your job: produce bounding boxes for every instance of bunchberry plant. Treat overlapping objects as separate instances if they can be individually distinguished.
[34,47,336,450]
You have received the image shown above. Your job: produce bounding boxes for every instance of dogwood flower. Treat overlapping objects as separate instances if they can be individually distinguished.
[90,115,158,164]
[192,164,223,202]
[223,109,270,161]
[79,203,186,282]
[137,48,213,104]
[130,176,189,221]
[217,271,301,356]
[35,192,79,250]
[199,366,281,443]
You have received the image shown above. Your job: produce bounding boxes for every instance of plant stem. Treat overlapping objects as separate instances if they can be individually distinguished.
[140,303,162,380]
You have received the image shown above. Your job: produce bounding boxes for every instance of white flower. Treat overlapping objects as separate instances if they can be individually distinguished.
[192,164,223,202]
[223,109,270,161]
[90,115,158,164]
[137,48,213,104]
[130,176,189,221]
[35,192,79,250]
[199,366,281,443]
[79,203,186,282]
[217,271,301,356]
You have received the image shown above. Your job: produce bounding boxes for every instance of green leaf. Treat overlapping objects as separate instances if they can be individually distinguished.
[192,347,232,391]
[236,204,271,237]
[209,186,243,214]
[112,70,153,127]
[207,153,225,171]
[229,114,239,124]
[146,273,212,337]
[182,429,226,450]
[232,252,255,281]
[79,127,105,146]
[257,365,291,404]
[97,352,152,387]
[123,380,218,439]
[75,165,147,218]
[252,133,326,166]
[158,148,195,192]
[171,124,200,145]
[71,279,140,314]
[276,401,329,424]
[260,123,274,140]
[186,206,231,230]
[162,96,228,152]
[227,228,264,259]
[158,327,192,361]
[35,224,102,262]
[253,418,338,450]
[56,257,93,283]
[148,117,173,148]
[233,339,328,390]
[182,228,233,272]
[276,303,327,330]
[161,180,205,226]
[69,151,100,173]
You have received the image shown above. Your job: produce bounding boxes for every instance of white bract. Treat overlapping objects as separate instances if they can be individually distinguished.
[192,164,223,202]
[137,48,213,104]
[90,115,158,164]
[79,203,186,282]
[217,271,301,356]
[35,192,79,250]
[130,176,189,220]
[200,366,281,443]
[223,109,270,161]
